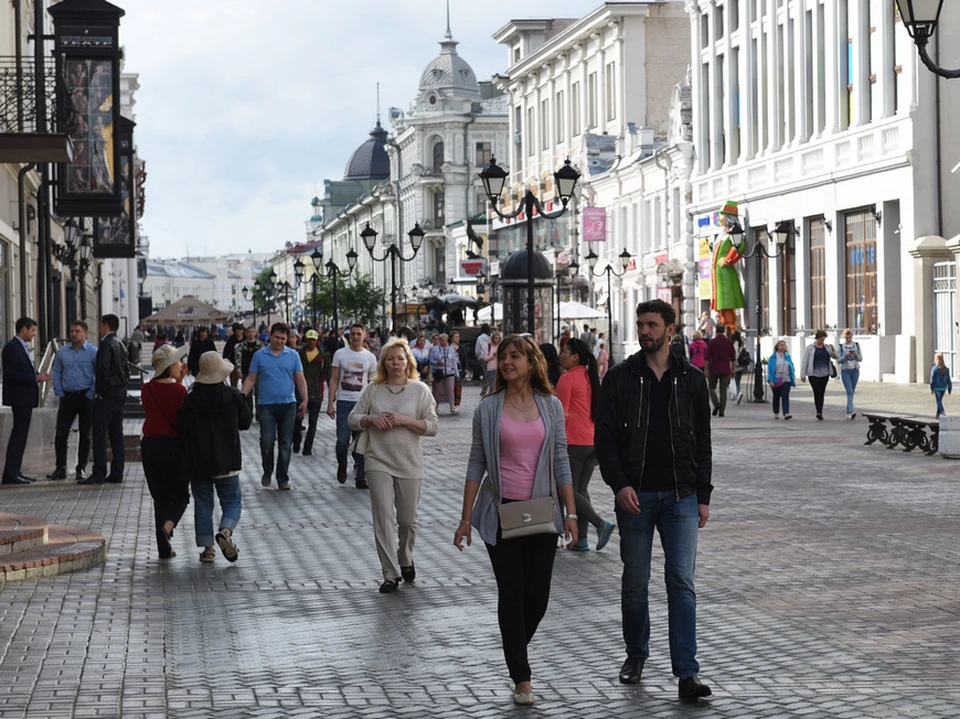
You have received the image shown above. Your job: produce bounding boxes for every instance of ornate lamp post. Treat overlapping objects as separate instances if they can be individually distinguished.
[277,280,293,326]
[310,247,323,329]
[585,247,632,363]
[478,157,580,337]
[895,0,959,78]
[362,222,424,332]
[242,285,253,328]
[555,259,579,341]
[293,256,306,328]
[740,221,790,402]
[326,248,358,339]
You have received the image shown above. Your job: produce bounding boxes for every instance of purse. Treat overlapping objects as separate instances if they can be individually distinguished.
[830,362,838,378]
[495,409,558,540]
[347,385,375,455]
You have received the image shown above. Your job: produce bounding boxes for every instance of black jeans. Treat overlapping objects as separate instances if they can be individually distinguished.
[301,401,323,454]
[92,387,126,481]
[485,532,558,683]
[140,436,190,557]
[3,405,32,479]
[54,393,93,473]
[809,375,829,415]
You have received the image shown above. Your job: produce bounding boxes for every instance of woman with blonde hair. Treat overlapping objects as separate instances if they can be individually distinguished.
[454,334,577,706]
[349,339,439,593]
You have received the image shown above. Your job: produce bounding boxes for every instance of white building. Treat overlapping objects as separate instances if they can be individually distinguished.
[143,253,268,316]
[686,0,960,382]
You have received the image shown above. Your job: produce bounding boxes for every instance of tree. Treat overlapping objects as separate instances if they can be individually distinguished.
[305,273,386,329]
[251,266,277,324]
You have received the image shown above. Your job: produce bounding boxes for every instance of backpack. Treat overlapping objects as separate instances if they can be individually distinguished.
[689,341,706,366]
[737,346,751,368]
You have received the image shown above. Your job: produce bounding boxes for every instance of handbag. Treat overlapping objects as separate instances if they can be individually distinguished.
[495,408,558,540]
[347,385,375,455]
[736,347,751,368]
[830,362,838,378]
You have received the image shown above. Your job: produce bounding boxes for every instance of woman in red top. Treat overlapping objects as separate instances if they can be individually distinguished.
[141,344,190,559]
[555,338,616,552]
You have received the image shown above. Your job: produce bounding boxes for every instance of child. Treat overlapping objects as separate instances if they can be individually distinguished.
[930,352,953,419]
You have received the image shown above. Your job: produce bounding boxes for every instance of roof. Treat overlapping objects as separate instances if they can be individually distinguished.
[343,121,390,181]
[146,262,215,280]
[141,295,230,326]
[418,32,480,100]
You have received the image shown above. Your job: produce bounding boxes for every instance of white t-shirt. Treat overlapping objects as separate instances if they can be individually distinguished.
[332,346,378,404]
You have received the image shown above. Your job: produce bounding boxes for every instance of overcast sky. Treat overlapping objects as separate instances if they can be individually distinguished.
[120,0,603,260]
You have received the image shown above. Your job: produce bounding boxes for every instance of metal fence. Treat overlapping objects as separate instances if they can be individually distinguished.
[0,57,78,135]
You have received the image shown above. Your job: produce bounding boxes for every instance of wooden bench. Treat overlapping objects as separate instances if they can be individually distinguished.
[863,412,939,456]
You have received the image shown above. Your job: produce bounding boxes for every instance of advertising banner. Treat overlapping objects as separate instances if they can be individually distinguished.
[698,238,713,300]
[582,206,606,242]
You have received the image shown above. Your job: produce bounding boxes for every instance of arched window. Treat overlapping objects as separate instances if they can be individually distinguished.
[432,141,444,171]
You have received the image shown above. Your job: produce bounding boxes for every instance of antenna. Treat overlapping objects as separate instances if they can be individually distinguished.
[445,0,452,39]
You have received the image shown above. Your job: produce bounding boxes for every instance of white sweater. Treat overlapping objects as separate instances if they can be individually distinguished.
[347,381,439,478]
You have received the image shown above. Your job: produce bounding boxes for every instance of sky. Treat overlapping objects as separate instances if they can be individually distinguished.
[119,0,603,260]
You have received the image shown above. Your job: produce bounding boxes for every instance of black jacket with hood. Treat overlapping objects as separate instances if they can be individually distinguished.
[595,349,713,505]
[178,383,251,480]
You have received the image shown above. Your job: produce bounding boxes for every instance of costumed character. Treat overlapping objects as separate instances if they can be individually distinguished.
[710,200,746,328]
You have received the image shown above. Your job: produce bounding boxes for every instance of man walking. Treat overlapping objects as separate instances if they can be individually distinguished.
[234,326,263,418]
[2,317,51,484]
[187,325,216,377]
[222,322,245,387]
[297,329,329,456]
[326,323,377,489]
[705,323,736,417]
[241,323,307,490]
[82,314,129,485]
[595,299,713,700]
[474,323,492,386]
[48,321,98,481]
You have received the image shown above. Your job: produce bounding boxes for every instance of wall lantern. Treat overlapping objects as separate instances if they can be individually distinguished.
[50,0,126,216]
[93,115,136,257]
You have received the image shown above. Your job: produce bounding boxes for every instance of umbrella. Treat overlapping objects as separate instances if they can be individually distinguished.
[558,300,605,319]
[439,294,480,309]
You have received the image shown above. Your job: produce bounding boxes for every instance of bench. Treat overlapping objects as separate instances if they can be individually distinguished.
[863,412,939,456]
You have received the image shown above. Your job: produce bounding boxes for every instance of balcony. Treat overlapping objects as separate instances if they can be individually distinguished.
[0,58,76,163]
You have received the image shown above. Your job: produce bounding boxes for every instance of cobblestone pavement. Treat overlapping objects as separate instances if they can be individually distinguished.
[1,379,959,718]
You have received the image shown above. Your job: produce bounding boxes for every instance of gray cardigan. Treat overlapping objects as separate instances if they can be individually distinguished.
[466,391,573,545]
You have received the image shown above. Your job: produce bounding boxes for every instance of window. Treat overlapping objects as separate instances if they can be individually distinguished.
[809,218,826,330]
[514,105,523,169]
[475,142,492,166]
[541,98,550,150]
[432,141,444,171]
[587,72,598,128]
[571,82,581,134]
[755,227,770,333]
[527,107,535,157]
[844,209,878,331]
[605,62,616,121]
[475,189,488,215]
[433,191,445,225]
[780,228,796,334]
[555,90,565,143]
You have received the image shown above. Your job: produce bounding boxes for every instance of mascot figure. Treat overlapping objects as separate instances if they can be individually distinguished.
[710,200,745,328]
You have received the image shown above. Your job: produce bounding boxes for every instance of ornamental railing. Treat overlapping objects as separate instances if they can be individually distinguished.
[0,58,79,135]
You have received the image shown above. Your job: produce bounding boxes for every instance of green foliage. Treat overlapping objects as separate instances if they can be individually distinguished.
[304,273,386,329]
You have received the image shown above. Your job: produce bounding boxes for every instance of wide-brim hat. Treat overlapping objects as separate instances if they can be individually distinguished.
[195,350,233,385]
[151,344,188,377]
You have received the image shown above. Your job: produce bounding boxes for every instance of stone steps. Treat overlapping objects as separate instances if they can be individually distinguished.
[0,512,106,584]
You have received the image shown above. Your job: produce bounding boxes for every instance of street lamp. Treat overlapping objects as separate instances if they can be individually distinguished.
[479,157,580,337]
[555,259,579,341]
[326,248,358,338]
[585,247,632,362]
[277,280,293,325]
[895,0,959,78]
[242,285,254,328]
[362,221,424,332]
[740,221,790,402]
[309,247,323,329]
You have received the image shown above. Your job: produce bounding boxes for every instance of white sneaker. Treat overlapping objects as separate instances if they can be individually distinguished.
[736,392,743,405]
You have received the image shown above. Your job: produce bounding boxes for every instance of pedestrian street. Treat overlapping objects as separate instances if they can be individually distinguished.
[0,381,959,718]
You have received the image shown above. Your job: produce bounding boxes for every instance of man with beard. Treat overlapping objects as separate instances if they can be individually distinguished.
[594,299,713,701]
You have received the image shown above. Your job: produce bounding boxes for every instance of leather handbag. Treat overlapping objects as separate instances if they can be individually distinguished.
[348,385,375,455]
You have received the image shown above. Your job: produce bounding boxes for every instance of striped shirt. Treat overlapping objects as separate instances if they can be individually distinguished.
[52,341,98,399]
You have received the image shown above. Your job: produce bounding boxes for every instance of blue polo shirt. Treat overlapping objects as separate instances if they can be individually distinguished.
[249,345,303,405]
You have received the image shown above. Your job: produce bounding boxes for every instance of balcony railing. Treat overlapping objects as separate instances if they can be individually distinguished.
[0,58,79,135]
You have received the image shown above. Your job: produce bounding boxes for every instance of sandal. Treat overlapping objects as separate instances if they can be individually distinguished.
[199,548,216,563]
[215,530,239,562]
[378,578,401,593]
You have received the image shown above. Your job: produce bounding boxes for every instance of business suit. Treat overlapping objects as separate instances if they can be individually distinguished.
[89,332,128,483]
[2,336,40,481]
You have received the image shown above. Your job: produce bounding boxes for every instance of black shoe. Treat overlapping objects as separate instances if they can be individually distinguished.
[401,564,416,582]
[379,578,401,593]
[618,657,644,684]
[47,469,67,481]
[78,475,106,485]
[1,475,31,485]
[337,466,347,484]
[355,478,369,490]
[816,413,824,420]
[678,675,711,699]
[18,474,37,483]
[75,469,86,481]
[302,449,312,456]
[718,411,724,417]
[711,407,719,417]
[106,477,123,484]
[292,444,301,454]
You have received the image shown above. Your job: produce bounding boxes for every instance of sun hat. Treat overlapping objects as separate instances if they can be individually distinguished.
[151,344,188,377]
[195,350,233,385]
[305,329,319,340]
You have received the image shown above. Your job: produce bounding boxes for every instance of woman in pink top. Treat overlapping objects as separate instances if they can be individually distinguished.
[481,331,501,397]
[556,338,616,552]
[688,331,708,370]
[454,334,576,707]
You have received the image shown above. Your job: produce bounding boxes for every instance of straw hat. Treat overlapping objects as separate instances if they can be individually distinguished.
[151,344,188,377]
[195,350,233,385]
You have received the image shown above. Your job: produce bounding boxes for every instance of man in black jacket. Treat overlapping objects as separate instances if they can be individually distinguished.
[222,323,245,387]
[595,299,713,700]
[82,314,129,485]
[187,326,216,377]
[2,317,51,484]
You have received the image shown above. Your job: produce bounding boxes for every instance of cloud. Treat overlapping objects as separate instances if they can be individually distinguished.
[119,0,601,257]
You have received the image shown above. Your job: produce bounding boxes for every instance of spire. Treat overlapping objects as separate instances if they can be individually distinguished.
[376,82,381,125]
[445,0,452,40]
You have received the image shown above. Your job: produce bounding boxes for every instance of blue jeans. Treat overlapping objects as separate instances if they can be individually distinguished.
[192,475,241,547]
[772,383,791,415]
[617,492,700,678]
[841,368,859,414]
[935,390,946,416]
[335,400,365,478]
[258,403,296,484]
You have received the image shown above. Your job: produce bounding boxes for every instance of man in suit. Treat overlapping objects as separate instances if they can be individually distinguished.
[2,317,52,484]
[81,314,128,485]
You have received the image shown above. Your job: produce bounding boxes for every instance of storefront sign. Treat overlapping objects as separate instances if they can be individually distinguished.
[459,259,487,276]
[698,238,713,300]
[583,207,606,242]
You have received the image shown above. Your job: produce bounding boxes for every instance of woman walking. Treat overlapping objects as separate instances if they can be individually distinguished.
[482,331,501,396]
[931,352,953,418]
[837,328,862,419]
[766,338,796,420]
[429,333,460,415]
[539,342,562,387]
[688,331,707,371]
[800,329,837,420]
[556,338,615,552]
[450,330,469,410]
[453,334,577,707]
[349,339,439,593]
[141,344,190,559]
[178,352,251,563]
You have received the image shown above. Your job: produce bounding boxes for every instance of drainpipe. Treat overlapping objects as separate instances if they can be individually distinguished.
[17,163,35,317]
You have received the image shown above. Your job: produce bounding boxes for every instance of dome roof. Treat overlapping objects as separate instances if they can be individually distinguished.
[343,121,390,181]
[418,35,480,100]
[500,248,552,281]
